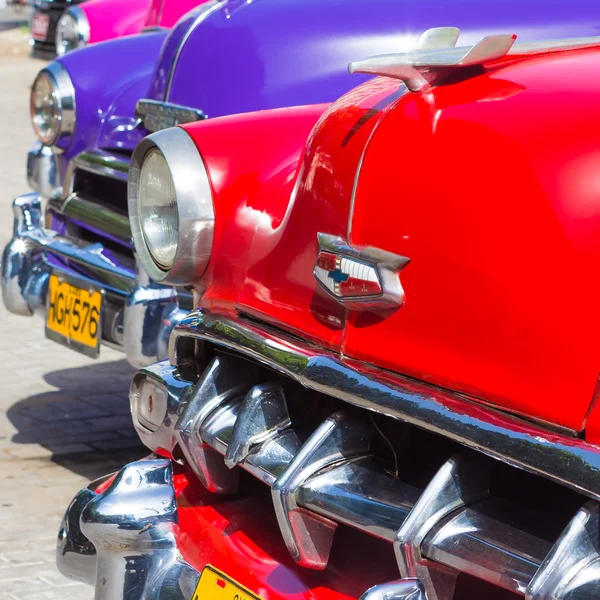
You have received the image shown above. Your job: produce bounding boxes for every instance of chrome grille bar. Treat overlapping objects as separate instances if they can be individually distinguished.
[130,355,566,596]
[170,311,600,502]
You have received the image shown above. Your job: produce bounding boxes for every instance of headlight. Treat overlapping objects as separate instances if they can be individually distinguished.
[30,62,76,148]
[129,128,215,285]
[55,7,90,57]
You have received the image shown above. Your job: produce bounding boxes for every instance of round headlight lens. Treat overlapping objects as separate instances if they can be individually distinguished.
[55,8,89,57]
[139,149,179,269]
[30,70,60,146]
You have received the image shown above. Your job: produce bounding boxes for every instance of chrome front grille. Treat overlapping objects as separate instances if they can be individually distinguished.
[130,313,600,600]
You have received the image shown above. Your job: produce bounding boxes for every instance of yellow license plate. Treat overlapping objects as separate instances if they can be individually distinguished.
[192,565,263,600]
[45,274,103,358]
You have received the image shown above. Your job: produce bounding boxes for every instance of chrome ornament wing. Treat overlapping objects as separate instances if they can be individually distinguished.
[136,100,206,133]
[313,233,409,310]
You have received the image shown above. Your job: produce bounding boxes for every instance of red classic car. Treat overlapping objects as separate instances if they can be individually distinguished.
[57,30,600,600]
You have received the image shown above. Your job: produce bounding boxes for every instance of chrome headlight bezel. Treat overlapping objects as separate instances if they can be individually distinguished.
[129,128,215,286]
[30,61,76,149]
[55,6,90,57]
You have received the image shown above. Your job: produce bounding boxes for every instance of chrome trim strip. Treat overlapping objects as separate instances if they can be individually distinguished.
[61,193,131,245]
[70,149,130,184]
[164,0,228,101]
[170,311,600,502]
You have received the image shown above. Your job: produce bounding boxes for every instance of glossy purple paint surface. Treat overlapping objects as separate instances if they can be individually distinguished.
[162,0,600,117]
[56,30,168,161]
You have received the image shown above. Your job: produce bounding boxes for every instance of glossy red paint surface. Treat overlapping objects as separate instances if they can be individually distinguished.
[346,49,600,431]
[175,470,399,600]
[184,78,403,350]
[184,47,600,431]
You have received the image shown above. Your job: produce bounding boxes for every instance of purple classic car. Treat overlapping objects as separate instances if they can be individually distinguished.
[3,0,599,370]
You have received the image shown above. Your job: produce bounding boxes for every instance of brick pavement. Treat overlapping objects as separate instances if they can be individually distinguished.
[0,12,147,599]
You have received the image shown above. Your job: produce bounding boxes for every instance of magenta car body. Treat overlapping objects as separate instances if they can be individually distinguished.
[55,0,207,56]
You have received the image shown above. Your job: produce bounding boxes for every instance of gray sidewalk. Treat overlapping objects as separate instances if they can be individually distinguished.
[0,12,146,599]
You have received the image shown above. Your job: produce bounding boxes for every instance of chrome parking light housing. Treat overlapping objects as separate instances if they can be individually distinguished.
[55,6,90,57]
[30,61,76,149]
[129,128,215,286]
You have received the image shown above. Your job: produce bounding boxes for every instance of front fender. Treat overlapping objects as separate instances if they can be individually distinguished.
[57,30,168,159]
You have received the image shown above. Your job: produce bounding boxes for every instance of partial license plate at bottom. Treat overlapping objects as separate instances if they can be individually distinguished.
[31,12,50,41]
[192,565,263,600]
[45,274,103,358]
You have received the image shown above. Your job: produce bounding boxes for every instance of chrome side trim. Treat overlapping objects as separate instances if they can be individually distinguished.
[164,0,228,100]
[170,311,600,502]
[349,29,600,92]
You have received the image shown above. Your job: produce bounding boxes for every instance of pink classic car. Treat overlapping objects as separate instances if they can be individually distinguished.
[54,0,206,56]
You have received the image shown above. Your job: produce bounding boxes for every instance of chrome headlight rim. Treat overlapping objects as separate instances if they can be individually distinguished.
[30,61,76,149]
[55,6,90,57]
[129,128,215,286]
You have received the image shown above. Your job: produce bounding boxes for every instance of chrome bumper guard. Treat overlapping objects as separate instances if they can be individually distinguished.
[0,193,186,367]
[58,458,428,600]
[127,312,600,599]
[57,459,201,600]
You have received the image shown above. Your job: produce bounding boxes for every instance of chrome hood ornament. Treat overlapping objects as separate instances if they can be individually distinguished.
[136,100,206,133]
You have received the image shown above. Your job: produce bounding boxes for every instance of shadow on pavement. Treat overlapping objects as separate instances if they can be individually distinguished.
[6,359,148,480]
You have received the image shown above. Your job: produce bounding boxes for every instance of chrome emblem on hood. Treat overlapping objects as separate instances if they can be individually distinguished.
[313,233,409,310]
[136,100,206,133]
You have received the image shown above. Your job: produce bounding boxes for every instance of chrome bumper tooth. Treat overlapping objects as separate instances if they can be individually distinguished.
[526,501,600,599]
[394,455,490,600]
[272,410,372,569]
[224,381,291,469]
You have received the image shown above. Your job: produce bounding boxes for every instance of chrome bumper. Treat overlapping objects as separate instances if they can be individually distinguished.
[57,459,201,600]
[0,193,186,367]
[58,458,427,600]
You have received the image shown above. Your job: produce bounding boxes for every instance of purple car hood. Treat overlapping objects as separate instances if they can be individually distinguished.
[90,0,599,152]
[149,0,600,118]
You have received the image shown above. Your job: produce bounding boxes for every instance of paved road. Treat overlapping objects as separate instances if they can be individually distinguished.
[0,9,146,599]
